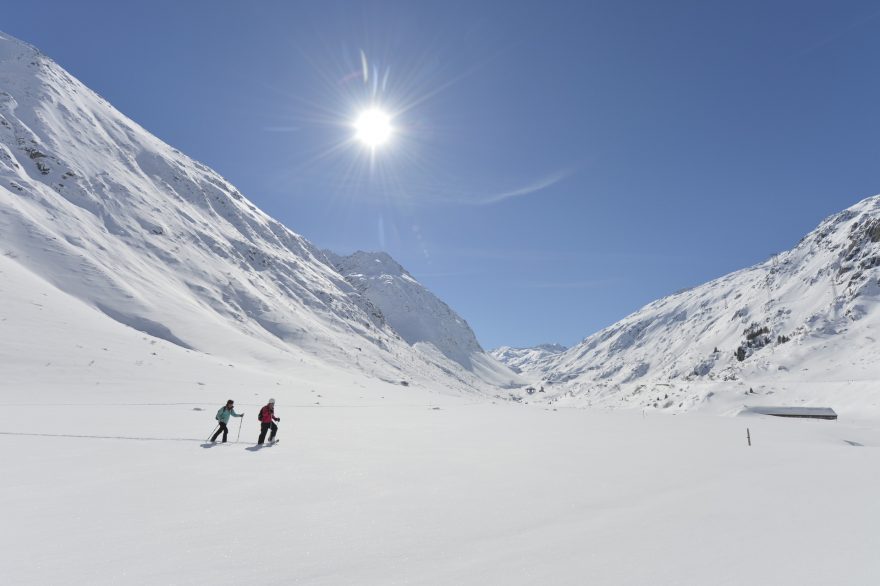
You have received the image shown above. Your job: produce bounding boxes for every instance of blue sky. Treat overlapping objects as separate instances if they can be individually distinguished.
[7,1,880,349]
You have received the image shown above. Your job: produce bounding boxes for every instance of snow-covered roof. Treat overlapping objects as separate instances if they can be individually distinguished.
[742,406,838,419]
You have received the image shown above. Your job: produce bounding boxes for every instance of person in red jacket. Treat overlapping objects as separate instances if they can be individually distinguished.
[257,398,280,444]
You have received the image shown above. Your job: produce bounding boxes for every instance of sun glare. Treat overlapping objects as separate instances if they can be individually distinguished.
[354,107,393,148]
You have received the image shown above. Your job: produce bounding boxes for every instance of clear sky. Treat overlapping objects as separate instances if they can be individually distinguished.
[6,1,880,349]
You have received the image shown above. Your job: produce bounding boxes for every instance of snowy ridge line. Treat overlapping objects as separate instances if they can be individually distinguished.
[505,194,880,416]
[324,250,522,388]
[490,343,567,373]
[0,30,511,400]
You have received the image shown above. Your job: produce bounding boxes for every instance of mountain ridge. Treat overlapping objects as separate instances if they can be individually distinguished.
[506,195,880,416]
[490,343,567,374]
[326,249,522,388]
[0,30,505,396]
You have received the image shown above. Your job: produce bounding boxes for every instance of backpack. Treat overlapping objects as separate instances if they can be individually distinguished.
[257,406,266,421]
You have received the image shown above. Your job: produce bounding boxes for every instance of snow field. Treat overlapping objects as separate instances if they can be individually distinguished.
[2,398,879,585]
[3,256,879,584]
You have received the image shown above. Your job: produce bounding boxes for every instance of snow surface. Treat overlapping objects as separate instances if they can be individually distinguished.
[4,252,880,584]
[3,30,880,586]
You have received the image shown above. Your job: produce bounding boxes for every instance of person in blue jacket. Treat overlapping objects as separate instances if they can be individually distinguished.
[212,399,244,443]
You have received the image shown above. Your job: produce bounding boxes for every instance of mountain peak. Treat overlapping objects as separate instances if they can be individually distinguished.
[0,29,514,397]
[490,343,567,374]
[328,250,408,278]
[509,192,880,415]
[328,250,482,363]
[327,250,521,387]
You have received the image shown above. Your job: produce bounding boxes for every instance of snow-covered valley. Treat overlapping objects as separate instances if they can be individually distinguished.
[3,29,880,586]
[5,246,879,585]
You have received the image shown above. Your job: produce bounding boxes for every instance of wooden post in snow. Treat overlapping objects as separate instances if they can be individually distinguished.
[747,428,751,447]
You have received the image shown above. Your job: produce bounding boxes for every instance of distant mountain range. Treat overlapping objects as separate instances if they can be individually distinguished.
[490,344,567,373]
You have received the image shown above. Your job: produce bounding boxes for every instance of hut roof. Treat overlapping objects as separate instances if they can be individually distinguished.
[741,406,837,420]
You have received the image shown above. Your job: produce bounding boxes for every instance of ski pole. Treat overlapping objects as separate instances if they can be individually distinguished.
[206,423,219,442]
[236,416,243,443]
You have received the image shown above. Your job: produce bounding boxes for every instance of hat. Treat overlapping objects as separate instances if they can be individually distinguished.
[226,399,234,404]
[268,398,275,404]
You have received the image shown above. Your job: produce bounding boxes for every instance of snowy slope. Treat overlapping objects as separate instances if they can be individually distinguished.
[0,31,501,395]
[491,343,566,373]
[5,253,879,585]
[513,196,880,416]
[4,189,880,586]
[4,279,880,586]
[326,250,522,388]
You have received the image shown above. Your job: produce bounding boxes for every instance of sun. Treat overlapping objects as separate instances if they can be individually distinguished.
[353,107,393,148]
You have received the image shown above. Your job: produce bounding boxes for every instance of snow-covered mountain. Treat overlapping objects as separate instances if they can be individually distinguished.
[0,31,504,395]
[490,343,566,373]
[326,250,521,387]
[512,196,880,416]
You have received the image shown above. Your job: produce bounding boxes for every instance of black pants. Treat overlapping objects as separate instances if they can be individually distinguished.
[211,422,228,442]
[258,421,278,444]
